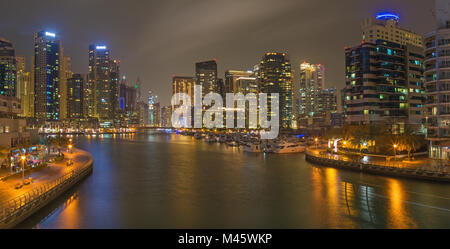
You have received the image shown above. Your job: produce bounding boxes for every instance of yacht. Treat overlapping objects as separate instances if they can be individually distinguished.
[243,143,262,153]
[272,141,305,154]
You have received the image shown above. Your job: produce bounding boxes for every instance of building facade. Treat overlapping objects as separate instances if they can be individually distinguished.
[67,74,84,119]
[344,14,425,133]
[258,52,293,129]
[196,60,218,98]
[0,38,16,97]
[34,31,61,122]
[88,45,117,125]
[425,0,450,158]
[296,62,325,126]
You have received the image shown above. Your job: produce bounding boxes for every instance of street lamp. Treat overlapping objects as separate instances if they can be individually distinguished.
[314,138,318,148]
[68,144,73,166]
[20,155,26,180]
[393,144,398,165]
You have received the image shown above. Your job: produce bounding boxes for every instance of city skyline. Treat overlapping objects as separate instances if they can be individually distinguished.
[0,0,434,105]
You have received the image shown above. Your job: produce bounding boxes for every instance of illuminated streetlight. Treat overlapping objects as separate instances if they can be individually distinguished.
[20,155,26,180]
[68,144,73,166]
[393,144,398,163]
[314,138,318,148]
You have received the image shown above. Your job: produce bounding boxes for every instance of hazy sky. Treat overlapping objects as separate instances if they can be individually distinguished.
[0,0,435,105]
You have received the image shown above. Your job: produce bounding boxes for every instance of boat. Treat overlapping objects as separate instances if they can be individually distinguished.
[205,135,216,143]
[271,141,305,154]
[194,133,204,140]
[243,143,262,153]
[227,141,239,147]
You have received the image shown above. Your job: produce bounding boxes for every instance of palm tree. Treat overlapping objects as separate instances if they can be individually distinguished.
[52,136,69,157]
[0,145,11,169]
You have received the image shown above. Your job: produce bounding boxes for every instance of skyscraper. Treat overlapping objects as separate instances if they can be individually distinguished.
[0,38,16,97]
[60,55,72,120]
[296,62,325,122]
[425,0,450,158]
[88,44,117,125]
[259,52,293,129]
[34,31,61,122]
[148,90,159,127]
[67,74,84,119]
[361,12,423,47]
[224,70,255,94]
[16,55,32,118]
[196,60,218,98]
[344,13,424,133]
[172,76,196,103]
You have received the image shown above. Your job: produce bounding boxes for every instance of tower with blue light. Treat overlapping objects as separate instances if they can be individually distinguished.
[33,30,61,122]
[360,12,423,48]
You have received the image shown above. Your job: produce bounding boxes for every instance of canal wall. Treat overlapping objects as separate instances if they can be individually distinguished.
[305,150,450,183]
[0,150,93,229]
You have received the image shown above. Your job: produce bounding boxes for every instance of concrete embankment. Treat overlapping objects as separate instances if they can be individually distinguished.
[305,150,450,183]
[0,149,93,229]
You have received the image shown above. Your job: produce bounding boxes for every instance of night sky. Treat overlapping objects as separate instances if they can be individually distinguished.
[0,0,434,105]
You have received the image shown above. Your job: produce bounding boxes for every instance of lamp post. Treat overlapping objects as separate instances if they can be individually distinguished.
[20,155,26,180]
[393,144,398,166]
[68,144,73,166]
[314,138,318,148]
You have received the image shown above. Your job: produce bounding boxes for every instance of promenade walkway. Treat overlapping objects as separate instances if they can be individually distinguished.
[307,147,449,174]
[0,149,92,206]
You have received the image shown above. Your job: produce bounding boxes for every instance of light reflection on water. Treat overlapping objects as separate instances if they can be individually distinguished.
[18,133,450,229]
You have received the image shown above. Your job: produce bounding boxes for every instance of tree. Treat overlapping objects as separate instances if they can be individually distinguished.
[52,136,69,157]
[0,145,10,169]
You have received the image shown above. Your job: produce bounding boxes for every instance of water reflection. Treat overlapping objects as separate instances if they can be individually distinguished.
[18,133,450,228]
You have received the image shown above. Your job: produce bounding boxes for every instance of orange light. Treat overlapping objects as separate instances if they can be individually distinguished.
[68,144,73,149]
[21,156,26,161]
[393,144,398,148]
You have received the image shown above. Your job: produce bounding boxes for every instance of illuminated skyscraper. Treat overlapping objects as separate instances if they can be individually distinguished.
[361,12,423,47]
[34,31,61,121]
[148,90,159,127]
[259,52,293,129]
[344,13,424,133]
[196,60,218,98]
[16,55,33,117]
[296,62,325,120]
[0,38,16,97]
[425,0,450,158]
[88,44,117,125]
[60,55,72,120]
[67,74,84,119]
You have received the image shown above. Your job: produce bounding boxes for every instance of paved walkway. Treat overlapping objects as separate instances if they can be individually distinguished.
[308,147,449,172]
[0,149,92,206]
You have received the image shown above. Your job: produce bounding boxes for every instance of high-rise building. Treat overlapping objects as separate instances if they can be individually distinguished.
[148,90,159,127]
[172,76,196,104]
[224,70,256,94]
[34,31,61,122]
[160,106,172,128]
[67,74,84,119]
[344,14,425,133]
[16,55,33,118]
[361,12,423,47]
[424,0,450,158]
[196,60,218,98]
[88,44,117,125]
[110,59,120,123]
[0,38,16,97]
[60,55,72,120]
[258,52,293,129]
[296,62,325,122]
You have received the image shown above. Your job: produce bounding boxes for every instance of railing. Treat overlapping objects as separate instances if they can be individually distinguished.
[305,148,449,176]
[0,161,92,225]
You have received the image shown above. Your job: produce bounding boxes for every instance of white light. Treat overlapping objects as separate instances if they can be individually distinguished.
[45,32,56,37]
[96,46,107,50]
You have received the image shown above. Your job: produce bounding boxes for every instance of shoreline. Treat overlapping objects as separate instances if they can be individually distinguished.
[305,149,450,183]
[0,149,94,229]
